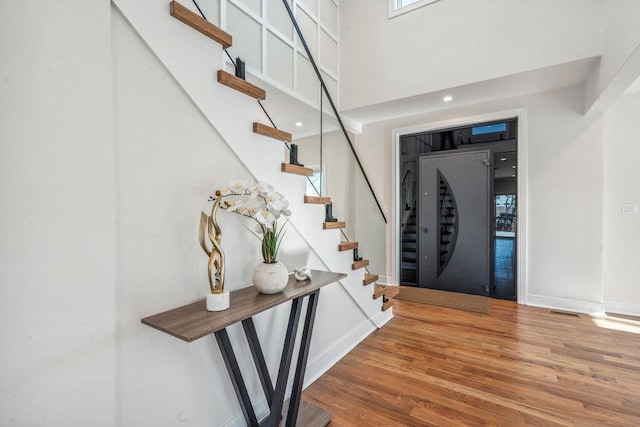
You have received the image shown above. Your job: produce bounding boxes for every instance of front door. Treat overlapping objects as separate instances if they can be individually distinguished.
[418,151,490,295]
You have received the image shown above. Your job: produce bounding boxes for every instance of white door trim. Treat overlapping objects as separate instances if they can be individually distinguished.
[390,108,528,304]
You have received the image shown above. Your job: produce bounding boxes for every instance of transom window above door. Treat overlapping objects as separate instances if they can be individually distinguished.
[389,0,440,18]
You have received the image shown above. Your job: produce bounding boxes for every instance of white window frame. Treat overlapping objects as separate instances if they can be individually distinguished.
[388,0,439,19]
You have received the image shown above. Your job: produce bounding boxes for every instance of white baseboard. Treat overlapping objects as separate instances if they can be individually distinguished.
[370,308,394,328]
[526,294,605,314]
[604,300,640,317]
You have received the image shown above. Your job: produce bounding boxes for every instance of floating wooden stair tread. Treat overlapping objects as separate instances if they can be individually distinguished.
[338,241,358,251]
[170,1,232,48]
[352,259,369,270]
[363,273,378,286]
[253,122,292,142]
[382,299,394,311]
[373,286,385,299]
[323,221,346,230]
[281,163,313,176]
[304,196,331,205]
[217,70,266,100]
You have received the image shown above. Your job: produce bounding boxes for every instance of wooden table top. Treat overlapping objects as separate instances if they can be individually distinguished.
[141,270,346,342]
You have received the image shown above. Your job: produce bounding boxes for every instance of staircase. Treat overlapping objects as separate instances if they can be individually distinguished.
[401,205,418,285]
[166,1,394,313]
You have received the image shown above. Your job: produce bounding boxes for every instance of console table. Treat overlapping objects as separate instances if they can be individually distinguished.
[141,269,346,427]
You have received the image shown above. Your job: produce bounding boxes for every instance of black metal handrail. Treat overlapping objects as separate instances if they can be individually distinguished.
[401,169,412,187]
[280,0,387,224]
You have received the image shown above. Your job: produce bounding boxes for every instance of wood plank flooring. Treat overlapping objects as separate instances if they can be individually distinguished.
[303,294,640,426]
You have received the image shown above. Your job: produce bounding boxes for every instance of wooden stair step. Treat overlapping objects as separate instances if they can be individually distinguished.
[304,196,332,205]
[253,122,292,142]
[282,163,313,176]
[217,70,266,100]
[382,299,394,311]
[323,221,346,230]
[338,241,358,251]
[373,286,386,300]
[170,1,232,48]
[352,259,369,270]
[363,273,378,286]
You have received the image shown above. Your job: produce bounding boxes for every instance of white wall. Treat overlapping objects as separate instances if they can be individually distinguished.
[1,1,382,425]
[340,0,603,111]
[353,85,606,312]
[602,92,640,315]
[0,1,116,425]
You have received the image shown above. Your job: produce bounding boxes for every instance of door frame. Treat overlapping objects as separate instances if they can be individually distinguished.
[390,108,528,304]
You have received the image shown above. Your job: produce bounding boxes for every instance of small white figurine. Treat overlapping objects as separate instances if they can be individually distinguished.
[293,266,312,281]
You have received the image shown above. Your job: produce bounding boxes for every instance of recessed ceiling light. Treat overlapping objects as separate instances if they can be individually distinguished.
[512,174,516,177]
[512,165,517,169]
[295,122,303,127]
[500,157,507,161]
[443,95,453,102]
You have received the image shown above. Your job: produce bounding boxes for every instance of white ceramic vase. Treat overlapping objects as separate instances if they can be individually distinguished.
[252,261,289,294]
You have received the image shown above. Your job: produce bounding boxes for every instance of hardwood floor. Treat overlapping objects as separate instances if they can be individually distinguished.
[303,294,640,426]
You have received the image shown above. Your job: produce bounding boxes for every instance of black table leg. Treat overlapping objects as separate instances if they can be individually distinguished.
[286,290,320,426]
[214,329,259,427]
[216,293,324,427]
[265,297,303,426]
[242,318,274,407]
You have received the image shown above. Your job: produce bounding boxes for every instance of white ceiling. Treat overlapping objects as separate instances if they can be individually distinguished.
[340,57,599,126]
[254,56,600,136]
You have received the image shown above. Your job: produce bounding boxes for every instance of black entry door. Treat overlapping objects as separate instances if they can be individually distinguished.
[418,151,491,295]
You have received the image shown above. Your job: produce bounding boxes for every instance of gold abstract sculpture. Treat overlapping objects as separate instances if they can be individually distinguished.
[198,197,225,294]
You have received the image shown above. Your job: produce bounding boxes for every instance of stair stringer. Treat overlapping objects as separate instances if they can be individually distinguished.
[112,0,388,323]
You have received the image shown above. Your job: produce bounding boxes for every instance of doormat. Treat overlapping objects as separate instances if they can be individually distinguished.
[394,287,492,314]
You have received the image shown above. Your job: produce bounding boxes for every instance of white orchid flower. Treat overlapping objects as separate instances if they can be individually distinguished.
[252,182,273,195]
[280,199,291,216]
[245,206,258,218]
[243,197,261,211]
[265,192,283,211]
[224,199,243,212]
[256,208,276,226]
[229,180,247,194]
